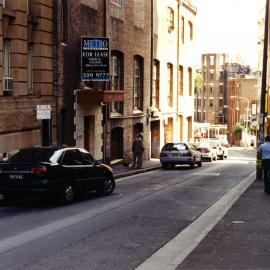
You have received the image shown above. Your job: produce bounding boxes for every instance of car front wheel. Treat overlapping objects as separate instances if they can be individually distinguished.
[97,175,115,196]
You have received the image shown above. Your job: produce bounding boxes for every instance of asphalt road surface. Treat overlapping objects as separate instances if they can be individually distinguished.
[0,147,256,270]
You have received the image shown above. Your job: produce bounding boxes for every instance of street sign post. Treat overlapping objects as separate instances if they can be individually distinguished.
[37,105,52,146]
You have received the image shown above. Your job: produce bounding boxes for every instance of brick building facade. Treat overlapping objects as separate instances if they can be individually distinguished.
[55,0,151,162]
[0,0,55,156]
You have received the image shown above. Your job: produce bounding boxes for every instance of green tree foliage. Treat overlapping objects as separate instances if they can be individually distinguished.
[194,73,202,95]
[233,122,244,134]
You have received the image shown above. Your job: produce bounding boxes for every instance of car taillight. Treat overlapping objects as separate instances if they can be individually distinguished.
[205,148,210,153]
[182,150,192,157]
[32,166,47,175]
[160,152,168,157]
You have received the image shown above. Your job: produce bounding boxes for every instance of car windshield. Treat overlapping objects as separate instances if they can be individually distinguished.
[162,143,187,151]
[9,148,56,163]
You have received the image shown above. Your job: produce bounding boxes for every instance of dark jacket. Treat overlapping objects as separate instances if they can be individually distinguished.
[132,137,145,154]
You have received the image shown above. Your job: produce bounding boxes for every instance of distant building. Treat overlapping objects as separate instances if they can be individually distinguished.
[195,53,228,124]
[227,76,259,145]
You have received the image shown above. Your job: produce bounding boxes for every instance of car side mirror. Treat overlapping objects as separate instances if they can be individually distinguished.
[94,159,101,166]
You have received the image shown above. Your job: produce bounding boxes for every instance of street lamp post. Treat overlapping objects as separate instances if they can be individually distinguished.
[224,105,235,127]
[230,95,250,131]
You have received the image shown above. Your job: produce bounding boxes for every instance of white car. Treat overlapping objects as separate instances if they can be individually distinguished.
[210,139,228,159]
[198,141,218,162]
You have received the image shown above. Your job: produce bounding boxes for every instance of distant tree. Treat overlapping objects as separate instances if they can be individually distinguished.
[233,122,244,134]
[194,73,202,95]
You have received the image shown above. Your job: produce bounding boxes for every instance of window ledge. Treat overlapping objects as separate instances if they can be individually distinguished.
[133,109,143,115]
[110,112,123,118]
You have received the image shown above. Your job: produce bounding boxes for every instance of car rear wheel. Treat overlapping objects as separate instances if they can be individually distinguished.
[190,159,195,169]
[162,164,169,169]
[197,160,202,167]
[62,184,75,204]
[2,193,15,203]
[97,175,115,196]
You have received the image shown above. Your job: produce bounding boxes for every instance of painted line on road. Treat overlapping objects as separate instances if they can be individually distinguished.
[135,171,256,270]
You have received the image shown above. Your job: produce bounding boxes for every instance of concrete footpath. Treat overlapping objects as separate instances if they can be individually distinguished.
[112,159,270,269]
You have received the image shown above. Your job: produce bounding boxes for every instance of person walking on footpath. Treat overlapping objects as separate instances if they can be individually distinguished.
[258,135,270,193]
[131,132,145,169]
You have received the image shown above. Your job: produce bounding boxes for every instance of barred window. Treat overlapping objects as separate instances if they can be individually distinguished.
[111,0,124,6]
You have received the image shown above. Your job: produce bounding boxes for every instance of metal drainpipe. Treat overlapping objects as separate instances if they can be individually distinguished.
[150,0,153,108]
[257,0,269,179]
[176,0,180,140]
[103,0,108,163]
[53,0,60,144]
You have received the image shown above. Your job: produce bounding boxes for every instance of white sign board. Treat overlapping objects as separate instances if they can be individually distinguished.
[37,105,51,120]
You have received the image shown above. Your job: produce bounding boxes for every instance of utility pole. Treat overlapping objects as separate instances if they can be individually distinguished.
[257,0,269,180]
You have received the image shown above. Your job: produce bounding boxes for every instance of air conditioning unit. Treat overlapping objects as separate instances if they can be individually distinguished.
[3,77,13,96]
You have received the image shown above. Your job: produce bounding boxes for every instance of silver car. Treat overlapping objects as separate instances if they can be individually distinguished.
[160,142,202,169]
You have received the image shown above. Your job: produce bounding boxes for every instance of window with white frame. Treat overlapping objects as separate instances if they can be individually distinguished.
[133,56,143,111]
[111,51,124,114]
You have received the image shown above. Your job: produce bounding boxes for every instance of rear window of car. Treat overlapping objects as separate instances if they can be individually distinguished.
[199,141,210,147]
[162,143,187,151]
[9,149,56,163]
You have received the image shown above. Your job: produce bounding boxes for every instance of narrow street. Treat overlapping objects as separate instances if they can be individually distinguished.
[0,148,256,270]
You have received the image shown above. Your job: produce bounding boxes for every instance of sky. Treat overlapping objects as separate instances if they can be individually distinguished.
[192,0,262,67]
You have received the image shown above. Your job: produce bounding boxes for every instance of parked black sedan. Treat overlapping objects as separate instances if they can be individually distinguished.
[0,146,115,203]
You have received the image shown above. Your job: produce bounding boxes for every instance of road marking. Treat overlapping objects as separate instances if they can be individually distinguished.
[191,173,220,176]
[135,171,256,270]
[0,200,126,254]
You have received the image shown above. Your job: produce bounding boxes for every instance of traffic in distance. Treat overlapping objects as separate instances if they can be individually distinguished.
[160,138,229,169]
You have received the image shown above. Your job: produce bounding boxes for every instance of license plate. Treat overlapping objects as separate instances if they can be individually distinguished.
[171,153,180,157]
[9,174,24,180]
